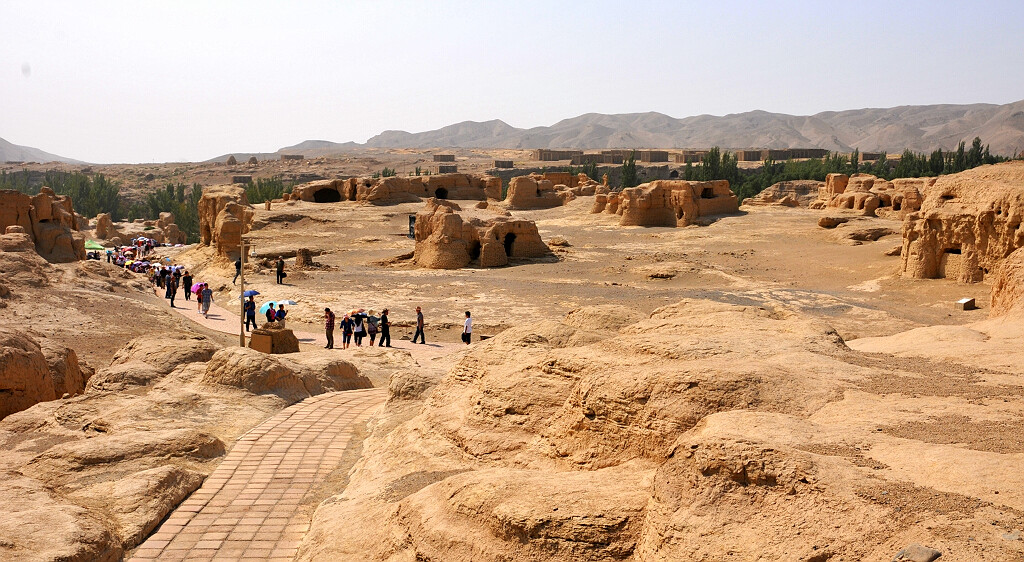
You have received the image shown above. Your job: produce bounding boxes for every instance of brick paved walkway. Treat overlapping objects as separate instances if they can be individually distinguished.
[130,388,386,561]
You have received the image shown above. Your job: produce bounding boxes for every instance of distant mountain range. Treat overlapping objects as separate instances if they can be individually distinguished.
[260,99,1024,158]
[0,137,83,164]
[11,99,1024,165]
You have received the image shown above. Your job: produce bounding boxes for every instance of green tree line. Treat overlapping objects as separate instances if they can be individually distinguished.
[145,182,204,242]
[674,137,1011,202]
[243,177,293,204]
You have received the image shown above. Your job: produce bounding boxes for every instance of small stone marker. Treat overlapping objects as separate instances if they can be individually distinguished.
[956,297,976,311]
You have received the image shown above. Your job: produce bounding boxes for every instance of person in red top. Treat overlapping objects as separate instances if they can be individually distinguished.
[324,308,336,349]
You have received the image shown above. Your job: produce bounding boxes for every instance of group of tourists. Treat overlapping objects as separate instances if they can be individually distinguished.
[322,308,385,350]
[106,237,159,267]
[123,250,476,349]
[242,296,289,331]
[320,307,472,350]
[144,263,215,314]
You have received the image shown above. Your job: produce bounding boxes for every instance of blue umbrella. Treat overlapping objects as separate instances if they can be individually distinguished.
[242,289,260,297]
[259,301,277,315]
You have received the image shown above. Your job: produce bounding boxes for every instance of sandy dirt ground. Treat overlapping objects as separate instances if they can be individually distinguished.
[166,199,988,348]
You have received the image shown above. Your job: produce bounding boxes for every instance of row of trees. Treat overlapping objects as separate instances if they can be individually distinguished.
[145,182,204,242]
[243,177,292,204]
[619,137,1012,202]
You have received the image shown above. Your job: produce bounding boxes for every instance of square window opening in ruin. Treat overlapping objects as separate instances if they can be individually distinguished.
[940,194,955,201]
[701,187,715,199]
[945,247,962,255]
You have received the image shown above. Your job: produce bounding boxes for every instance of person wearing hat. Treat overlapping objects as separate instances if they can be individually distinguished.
[366,310,379,346]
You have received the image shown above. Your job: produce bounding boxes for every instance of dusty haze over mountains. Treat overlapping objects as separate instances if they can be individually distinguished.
[330,99,1024,155]
[3,2,1024,163]
[6,99,1024,165]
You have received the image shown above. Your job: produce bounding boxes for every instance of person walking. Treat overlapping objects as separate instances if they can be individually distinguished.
[182,271,193,301]
[352,313,365,347]
[233,257,241,285]
[275,304,288,327]
[196,283,204,312]
[265,302,277,324]
[167,273,179,308]
[275,256,285,284]
[200,284,213,317]
[340,314,353,350]
[366,310,379,347]
[244,296,257,331]
[412,306,425,344]
[462,310,472,344]
[379,309,391,347]
[324,308,336,349]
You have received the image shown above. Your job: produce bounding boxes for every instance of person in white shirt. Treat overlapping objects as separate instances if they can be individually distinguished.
[462,310,472,345]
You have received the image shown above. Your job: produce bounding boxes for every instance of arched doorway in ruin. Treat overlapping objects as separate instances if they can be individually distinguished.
[434,187,448,199]
[669,170,679,178]
[313,188,341,203]
[468,240,481,261]
[503,233,516,257]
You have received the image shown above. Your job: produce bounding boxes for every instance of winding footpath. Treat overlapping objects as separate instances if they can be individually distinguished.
[130,388,385,561]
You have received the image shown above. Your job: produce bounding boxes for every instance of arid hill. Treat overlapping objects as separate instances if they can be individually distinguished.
[357,100,1024,154]
[0,137,82,165]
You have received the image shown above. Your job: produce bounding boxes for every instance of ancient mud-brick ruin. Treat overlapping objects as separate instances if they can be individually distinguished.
[94,211,187,246]
[503,173,601,210]
[531,149,583,161]
[289,174,502,205]
[811,173,927,219]
[198,185,255,258]
[900,162,1024,283]
[413,198,549,269]
[0,188,84,262]
[591,180,738,227]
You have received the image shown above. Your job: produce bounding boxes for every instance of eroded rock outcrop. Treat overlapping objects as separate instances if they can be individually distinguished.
[743,180,823,207]
[901,162,1024,283]
[0,332,376,558]
[990,247,1024,316]
[503,173,600,209]
[0,188,85,262]
[598,179,738,227]
[298,299,1024,561]
[0,329,91,419]
[198,185,254,258]
[413,198,549,269]
[203,347,371,403]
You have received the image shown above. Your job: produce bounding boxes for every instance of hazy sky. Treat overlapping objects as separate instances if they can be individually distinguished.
[3,0,1023,163]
